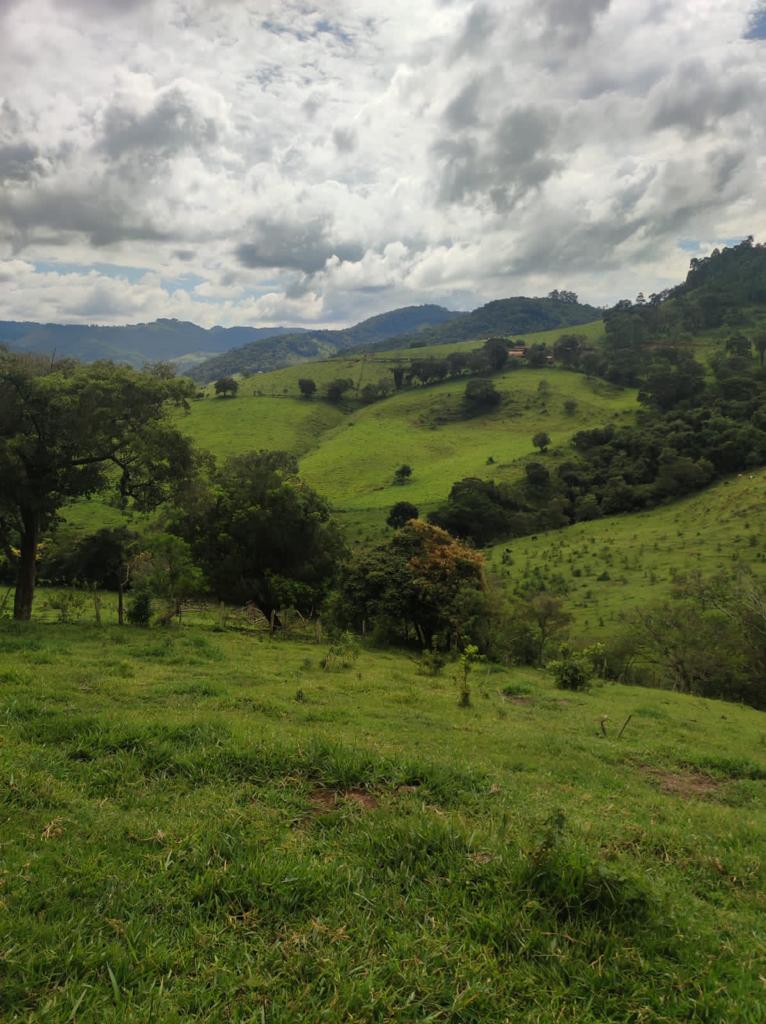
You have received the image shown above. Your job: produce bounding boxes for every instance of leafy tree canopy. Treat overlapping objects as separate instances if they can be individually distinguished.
[0,353,197,619]
[214,376,239,397]
[171,450,345,618]
[331,520,485,649]
[387,501,419,529]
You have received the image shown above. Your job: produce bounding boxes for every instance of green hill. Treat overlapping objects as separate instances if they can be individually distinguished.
[190,295,602,383]
[176,329,632,545]
[487,466,766,640]
[189,304,462,383]
[364,294,602,352]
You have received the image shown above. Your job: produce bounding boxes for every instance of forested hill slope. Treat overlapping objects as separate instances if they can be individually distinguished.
[362,294,603,352]
[190,294,600,382]
[189,304,462,382]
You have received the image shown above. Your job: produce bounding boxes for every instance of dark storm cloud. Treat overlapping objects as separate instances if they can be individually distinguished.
[0,187,169,247]
[651,61,760,135]
[451,3,496,59]
[236,215,364,274]
[434,104,560,208]
[100,85,220,161]
[444,78,482,130]
[0,142,39,182]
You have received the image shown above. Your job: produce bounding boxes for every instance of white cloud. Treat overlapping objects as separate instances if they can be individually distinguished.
[0,0,764,329]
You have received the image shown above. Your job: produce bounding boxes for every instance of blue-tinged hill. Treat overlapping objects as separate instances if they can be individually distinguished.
[188,304,463,382]
[0,318,304,369]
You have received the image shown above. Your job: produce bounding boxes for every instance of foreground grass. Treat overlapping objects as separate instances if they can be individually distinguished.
[1,622,765,1022]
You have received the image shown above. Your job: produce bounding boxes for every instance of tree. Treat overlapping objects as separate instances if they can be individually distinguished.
[563,399,578,416]
[524,462,550,489]
[429,478,519,546]
[464,378,501,415]
[552,334,584,368]
[325,378,354,403]
[360,381,391,404]
[519,592,571,665]
[214,377,239,398]
[332,520,485,649]
[532,431,551,453]
[755,334,766,368]
[171,450,345,620]
[481,337,509,373]
[393,464,413,484]
[298,378,317,399]
[43,525,139,625]
[725,334,752,360]
[526,343,549,368]
[129,533,204,624]
[638,351,705,412]
[0,354,197,620]
[387,501,419,529]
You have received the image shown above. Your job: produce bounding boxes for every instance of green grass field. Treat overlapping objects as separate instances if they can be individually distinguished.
[487,467,766,639]
[179,396,345,461]
[1,619,765,1022]
[177,364,636,549]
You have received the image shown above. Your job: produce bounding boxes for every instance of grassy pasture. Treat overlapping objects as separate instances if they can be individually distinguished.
[488,467,766,639]
[0,620,765,1022]
[178,396,345,461]
[173,366,636,548]
[201,321,607,399]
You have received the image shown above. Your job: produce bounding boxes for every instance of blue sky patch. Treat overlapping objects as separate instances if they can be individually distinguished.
[744,4,766,39]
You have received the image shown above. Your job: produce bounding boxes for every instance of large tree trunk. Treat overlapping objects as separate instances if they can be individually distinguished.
[13,510,40,621]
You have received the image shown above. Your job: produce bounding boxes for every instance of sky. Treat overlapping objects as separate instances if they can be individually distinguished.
[0,0,765,329]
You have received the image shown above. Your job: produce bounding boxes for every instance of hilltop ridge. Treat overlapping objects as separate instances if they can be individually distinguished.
[190,294,600,382]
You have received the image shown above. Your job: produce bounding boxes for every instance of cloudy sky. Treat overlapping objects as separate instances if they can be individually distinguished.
[0,0,765,328]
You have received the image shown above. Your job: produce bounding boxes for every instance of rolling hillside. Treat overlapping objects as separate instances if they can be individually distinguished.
[487,467,766,640]
[176,320,629,534]
[364,295,603,352]
[188,304,462,382]
[190,295,601,383]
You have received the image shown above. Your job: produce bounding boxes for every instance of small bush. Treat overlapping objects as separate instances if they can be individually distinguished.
[322,631,360,670]
[419,646,446,676]
[127,591,153,627]
[43,588,87,624]
[550,648,592,691]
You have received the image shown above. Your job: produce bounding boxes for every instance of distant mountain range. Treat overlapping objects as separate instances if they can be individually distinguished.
[0,294,602,383]
[0,319,304,369]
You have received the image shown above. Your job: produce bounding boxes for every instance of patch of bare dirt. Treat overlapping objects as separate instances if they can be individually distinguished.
[396,784,421,795]
[344,788,379,810]
[308,787,379,812]
[506,695,535,705]
[308,788,338,812]
[642,766,721,800]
